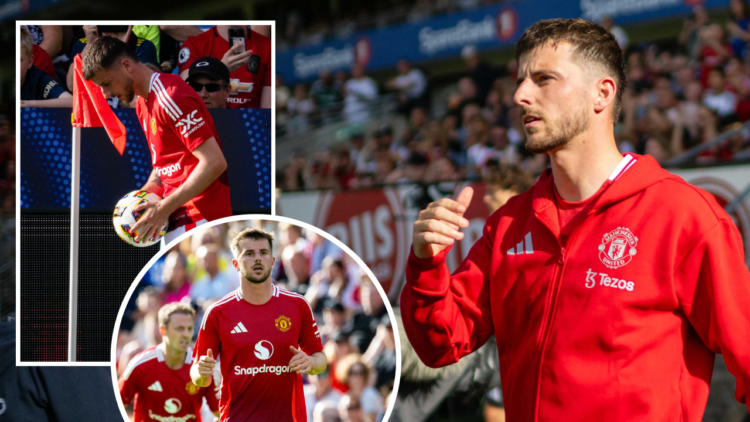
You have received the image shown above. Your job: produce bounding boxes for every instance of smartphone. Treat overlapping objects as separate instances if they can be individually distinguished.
[228,28,245,55]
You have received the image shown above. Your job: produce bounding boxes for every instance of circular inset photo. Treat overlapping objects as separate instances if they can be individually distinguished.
[111,215,400,422]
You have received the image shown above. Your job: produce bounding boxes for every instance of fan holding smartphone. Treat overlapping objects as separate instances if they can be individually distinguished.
[178,25,271,109]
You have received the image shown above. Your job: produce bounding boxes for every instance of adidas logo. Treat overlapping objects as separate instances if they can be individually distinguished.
[231,322,248,334]
[148,381,163,392]
[507,232,534,255]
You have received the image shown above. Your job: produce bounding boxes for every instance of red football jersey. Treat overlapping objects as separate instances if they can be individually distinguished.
[178,27,272,109]
[193,286,324,422]
[119,346,220,422]
[135,72,232,230]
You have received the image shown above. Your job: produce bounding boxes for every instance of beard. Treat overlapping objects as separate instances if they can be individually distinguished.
[240,265,272,284]
[523,102,589,154]
[120,75,135,103]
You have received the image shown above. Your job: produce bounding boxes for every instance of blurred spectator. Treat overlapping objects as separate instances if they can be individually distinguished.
[462,45,500,106]
[703,67,738,125]
[679,4,711,57]
[305,369,344,422]
[387,59,428,115]
[321,301,347,343]
[311,69,344,123]
[288,84,317,133]
[189,245,238,305]
[482,162,536,214]
[186,56,231,109]
[178,26,272,109]
[697,23,733,87]
[600,16,629,51]
[20,27,72,108]
[346,276,386,354]
[727,0,750,58]
[344,64,378,124]
[338,394,363,422]
[335,356,383,421]
[362,315,397,394]
[160,252,191,304]
[277,74,291,133]
[314,402,343,422]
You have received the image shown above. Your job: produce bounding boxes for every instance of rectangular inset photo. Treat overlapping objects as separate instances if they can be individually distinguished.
[18,22,274,363]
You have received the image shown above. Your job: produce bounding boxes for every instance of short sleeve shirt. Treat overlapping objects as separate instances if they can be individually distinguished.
[119,346,220,422]
[135,72,232,229]
[193,286,324,421]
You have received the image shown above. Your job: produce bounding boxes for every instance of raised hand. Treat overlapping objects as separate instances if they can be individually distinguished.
[412,186,473,259]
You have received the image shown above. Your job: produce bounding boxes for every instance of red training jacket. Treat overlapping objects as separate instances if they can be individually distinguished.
[401,154,750,421]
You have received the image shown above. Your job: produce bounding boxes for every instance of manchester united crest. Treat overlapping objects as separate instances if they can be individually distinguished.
[598,227,638,269]
[150,117,157,135]
[185,381,200,395]
[275,315,292,332]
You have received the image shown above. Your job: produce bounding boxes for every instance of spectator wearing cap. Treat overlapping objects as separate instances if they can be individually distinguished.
[186,56,231,109]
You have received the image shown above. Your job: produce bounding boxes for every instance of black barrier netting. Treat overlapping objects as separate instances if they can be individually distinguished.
[20,212,159,362]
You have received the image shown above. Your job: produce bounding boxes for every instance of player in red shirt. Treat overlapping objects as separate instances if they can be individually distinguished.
[82,36,232,244]
[403,19,750,421]
[119,302,220,422]
[191,228,326,421]
[178,26,272,109]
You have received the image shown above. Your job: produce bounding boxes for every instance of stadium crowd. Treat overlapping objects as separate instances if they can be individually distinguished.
[276,0,511,49]
[115,220,396,422]
[20,24,272,110]
[278,2,750,192]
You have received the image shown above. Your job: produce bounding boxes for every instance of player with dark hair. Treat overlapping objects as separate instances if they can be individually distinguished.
[402,18,750,421]
[178,26,271,109]
[82,36,232,244]
[119,302,219,422]
[191,228,327,421]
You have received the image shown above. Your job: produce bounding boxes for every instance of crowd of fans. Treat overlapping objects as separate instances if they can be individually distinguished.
[20,24,272,110]
[279,2,750,192]
[276,0,505,49]
[115,221,396,422]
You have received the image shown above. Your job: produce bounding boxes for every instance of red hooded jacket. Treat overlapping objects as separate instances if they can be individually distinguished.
[401,154,750,421]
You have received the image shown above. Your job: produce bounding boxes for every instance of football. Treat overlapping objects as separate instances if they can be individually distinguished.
[112,190,168,247]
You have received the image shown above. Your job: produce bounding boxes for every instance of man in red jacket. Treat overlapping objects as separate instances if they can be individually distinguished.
[401,18,750,422]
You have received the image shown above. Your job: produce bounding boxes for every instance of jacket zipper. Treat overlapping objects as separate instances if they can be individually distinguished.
[532,219,588,422]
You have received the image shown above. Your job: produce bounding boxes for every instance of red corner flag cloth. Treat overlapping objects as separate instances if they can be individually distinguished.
[71,54,126,155]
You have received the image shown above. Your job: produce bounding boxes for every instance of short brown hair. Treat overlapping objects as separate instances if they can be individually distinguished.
[20,26,33,58]
[515,18,626,122]
[230,228,275,258]
[82,36,139,80]
[157,302,195,328]
[483,162,536,193]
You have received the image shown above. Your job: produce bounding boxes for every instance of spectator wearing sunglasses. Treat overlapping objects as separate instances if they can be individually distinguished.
[186,56,231,109]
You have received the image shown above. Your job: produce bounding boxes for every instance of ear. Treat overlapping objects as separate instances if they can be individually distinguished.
[593,76,617,116]
[232,258,239,271]
[159,324,166,337]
